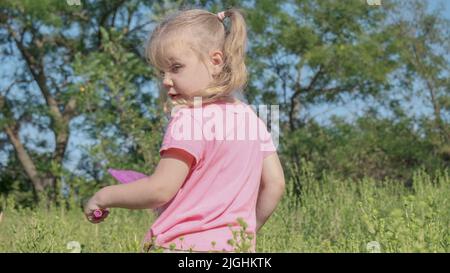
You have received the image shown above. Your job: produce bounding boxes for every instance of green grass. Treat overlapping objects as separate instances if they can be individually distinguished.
[0,167,449,253]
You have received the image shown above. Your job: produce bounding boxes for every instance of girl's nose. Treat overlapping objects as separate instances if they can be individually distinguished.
[162,75,173,89]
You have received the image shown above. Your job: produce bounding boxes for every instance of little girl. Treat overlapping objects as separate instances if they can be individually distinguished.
[84,8,285,253]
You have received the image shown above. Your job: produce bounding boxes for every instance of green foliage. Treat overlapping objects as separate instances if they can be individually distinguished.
[1,1,449,252]
[0,0,70,26]
[1,165,448,253]
[72,26,164,176]
[282,112,445,182]
[258,164,449,252]
[0,194,154,253]
[226,218,254,252]
[246,0,401,106]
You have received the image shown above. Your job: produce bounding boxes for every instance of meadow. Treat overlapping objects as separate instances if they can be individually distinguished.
[0,164,448,253]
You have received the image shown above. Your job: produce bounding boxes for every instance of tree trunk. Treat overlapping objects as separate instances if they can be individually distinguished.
[4,126,45,193]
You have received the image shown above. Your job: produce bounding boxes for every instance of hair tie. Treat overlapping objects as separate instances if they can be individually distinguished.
[217,11,226,22]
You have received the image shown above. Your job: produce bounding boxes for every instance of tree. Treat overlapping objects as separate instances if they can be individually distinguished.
[392,0,450,158]
[0,0,166,203]
[244,0,402,132]
[2,0,449,205]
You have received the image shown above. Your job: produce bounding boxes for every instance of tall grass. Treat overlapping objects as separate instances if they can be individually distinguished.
[0,164,448,252]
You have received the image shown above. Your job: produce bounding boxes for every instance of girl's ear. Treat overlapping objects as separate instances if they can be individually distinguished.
[210,50,224,75]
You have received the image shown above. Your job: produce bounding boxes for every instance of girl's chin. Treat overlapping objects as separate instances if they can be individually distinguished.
[171,95,193,101]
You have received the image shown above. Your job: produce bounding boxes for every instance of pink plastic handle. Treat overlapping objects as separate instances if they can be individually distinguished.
[93,209,103,218]
[92,209,109,220]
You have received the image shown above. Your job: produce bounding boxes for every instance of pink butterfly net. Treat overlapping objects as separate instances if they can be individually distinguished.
[93,168,150,219]
[107,168,148,184]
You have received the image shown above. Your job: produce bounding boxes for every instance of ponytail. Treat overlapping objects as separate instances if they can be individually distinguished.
[201,8,248,104]
[222,9,248,93]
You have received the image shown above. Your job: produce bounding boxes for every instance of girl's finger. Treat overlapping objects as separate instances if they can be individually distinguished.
[90,217,104,224]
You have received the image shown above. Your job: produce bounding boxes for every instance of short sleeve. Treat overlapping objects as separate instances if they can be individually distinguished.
[159,108,205,167]
[259,118,277,159]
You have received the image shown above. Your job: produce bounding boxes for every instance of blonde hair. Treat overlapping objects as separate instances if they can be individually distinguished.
[145,8,248,114]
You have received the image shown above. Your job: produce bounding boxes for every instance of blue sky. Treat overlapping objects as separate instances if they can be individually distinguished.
[1,0,449,172]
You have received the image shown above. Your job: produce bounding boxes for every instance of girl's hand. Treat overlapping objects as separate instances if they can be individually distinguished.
[84,194,109,224]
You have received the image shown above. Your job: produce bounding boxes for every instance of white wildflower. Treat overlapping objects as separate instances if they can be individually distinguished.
[67,241,82,253]
[366,241,381,253]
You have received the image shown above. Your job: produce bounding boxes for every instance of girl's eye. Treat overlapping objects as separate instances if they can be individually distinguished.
[158,70,165,78]
[171,65,182,73]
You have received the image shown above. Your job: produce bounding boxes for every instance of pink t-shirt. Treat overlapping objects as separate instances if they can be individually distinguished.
[147,100,277,252]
